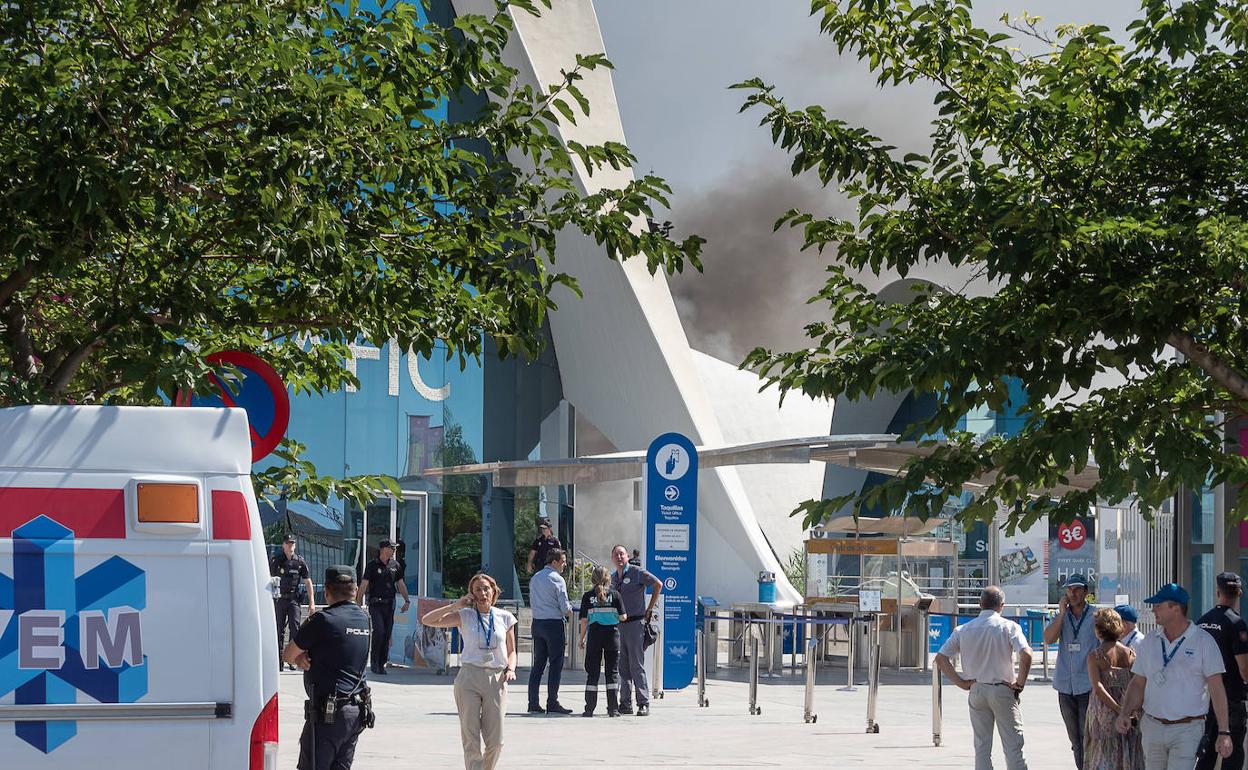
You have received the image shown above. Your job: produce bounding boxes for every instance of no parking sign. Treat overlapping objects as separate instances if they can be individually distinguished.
[175,350,290,462]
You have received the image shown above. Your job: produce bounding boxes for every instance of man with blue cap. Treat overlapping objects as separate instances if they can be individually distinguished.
[1115,583,1233,768]
[1043,573,1098,768]
[1116,604,1144,651]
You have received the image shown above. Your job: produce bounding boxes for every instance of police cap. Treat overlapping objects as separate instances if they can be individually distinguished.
[283,533,297,544]
[325,565,356,584]
[378,539,394,550]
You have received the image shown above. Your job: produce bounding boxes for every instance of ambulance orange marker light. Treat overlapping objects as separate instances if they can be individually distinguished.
[136,483,199,523]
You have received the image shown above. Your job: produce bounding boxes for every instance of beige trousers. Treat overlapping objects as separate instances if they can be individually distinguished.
[454,664,507,770]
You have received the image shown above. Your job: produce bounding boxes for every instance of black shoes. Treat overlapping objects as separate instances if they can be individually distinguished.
[546,703,574,715]
[617,704,634,715]
[527,705,545,714]
[607,709,621,718]
[582,710,594,718]
[637,704,650,716]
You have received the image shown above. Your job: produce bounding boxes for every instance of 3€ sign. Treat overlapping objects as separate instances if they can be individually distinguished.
[1057,520,1087,551]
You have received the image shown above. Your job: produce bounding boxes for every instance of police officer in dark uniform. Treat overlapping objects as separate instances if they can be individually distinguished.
[1196,571,1248,770]
[526,517,561,574]
[270,533,315,670]
[283,565,374,770]
[357,540,410,676]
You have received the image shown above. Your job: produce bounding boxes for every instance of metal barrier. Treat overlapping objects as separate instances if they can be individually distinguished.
[803,638,818,724]
[931,663,942,747]
[748,634,761,715]
[839,616,857,691]
[697,628,709,707]
[865,617,881,733]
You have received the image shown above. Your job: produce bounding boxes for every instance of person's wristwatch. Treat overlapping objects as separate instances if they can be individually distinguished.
[1219,730,1231,736]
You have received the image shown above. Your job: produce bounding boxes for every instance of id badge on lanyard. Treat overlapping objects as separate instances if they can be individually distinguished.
[1067,609,1088,654]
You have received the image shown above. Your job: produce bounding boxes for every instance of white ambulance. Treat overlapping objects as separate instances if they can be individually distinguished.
[0,405,278,768]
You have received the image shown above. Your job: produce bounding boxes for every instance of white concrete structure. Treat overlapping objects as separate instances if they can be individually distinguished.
[450,0,818,604]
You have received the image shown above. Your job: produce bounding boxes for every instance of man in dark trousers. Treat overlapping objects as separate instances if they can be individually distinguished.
[271,533,316,670]
[526,517,561,574]
[1195,572,1248,770]
[284,565,374,770]
[1043,573,1096,769]
[357,540,410,676]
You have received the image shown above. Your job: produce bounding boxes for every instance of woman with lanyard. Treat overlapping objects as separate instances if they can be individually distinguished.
[423,573,518,770]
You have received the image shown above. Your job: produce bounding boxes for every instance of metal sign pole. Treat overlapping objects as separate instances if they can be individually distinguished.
[931,664,942,746]
[803,638,818,724]
[748,633,761,715]
[865,616,881,733]
[789,609,799,676]
[1040,636,1051,682]
[697,628,709,708]
[651,622,664,700]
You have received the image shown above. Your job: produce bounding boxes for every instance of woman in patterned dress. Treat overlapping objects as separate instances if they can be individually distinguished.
[1084,607,1144,769]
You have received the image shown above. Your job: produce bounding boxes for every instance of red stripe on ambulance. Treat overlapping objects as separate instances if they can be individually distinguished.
[0,487,126,538]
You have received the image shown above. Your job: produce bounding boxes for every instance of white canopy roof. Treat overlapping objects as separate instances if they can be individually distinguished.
[420,434,1100,497]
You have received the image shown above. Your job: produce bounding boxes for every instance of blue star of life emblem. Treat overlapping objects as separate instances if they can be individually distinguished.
[0,515,148,754]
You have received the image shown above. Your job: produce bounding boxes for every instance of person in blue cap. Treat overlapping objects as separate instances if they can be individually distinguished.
[1194,572,1248,770]
[1044,573,1098,769]
[1116,604,1144,651]
[1115,583,1233,768]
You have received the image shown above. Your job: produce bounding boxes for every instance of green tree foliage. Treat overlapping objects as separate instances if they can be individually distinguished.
[0,0,701,506]
[738,0,1248,531]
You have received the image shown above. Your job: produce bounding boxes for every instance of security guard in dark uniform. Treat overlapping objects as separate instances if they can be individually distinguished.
[526,517,561,574]
[283,565,374,770]
[270,533,315,669]
[357,540,410,675]
[1196,571,1248,770]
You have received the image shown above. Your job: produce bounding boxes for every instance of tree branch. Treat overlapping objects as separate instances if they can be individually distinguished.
[0,264,36,309]
[1168,330,1248,403]
[2,301,39,379]
[47,324,119,398]
[88,0,138,60]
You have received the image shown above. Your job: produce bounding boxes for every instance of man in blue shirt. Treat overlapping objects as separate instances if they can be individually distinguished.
[1043,573,1097,769]
[528,549,573,714]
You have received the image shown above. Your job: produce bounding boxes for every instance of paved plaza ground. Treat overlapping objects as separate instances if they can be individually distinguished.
[277,662,1080,768]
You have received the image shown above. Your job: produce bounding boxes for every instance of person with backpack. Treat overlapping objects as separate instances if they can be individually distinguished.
[579,566,627,717]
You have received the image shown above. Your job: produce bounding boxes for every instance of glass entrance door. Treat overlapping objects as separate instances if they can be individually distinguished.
[347,492,435,598]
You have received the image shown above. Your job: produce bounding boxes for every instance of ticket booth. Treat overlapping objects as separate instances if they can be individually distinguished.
[805,532,958,668]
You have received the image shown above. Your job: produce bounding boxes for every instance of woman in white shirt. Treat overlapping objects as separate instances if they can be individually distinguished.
[423,573,518,770]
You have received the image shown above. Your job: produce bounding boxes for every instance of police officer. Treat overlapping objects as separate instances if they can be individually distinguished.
[1195,572,1248,770]
[357,540,410,676]
[271,533,315,670]
[526,517,561,574]
[283,565,374,770]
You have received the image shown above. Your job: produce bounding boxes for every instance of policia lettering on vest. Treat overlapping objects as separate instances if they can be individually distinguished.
[283,565,377,770]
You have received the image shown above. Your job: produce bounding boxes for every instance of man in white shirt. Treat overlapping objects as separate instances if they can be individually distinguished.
[936,586,1033,770]
[1116,604,1145,651]
[1115,583,1233,769]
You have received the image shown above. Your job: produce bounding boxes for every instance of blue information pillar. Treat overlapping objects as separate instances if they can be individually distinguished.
[645,432,698,690]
